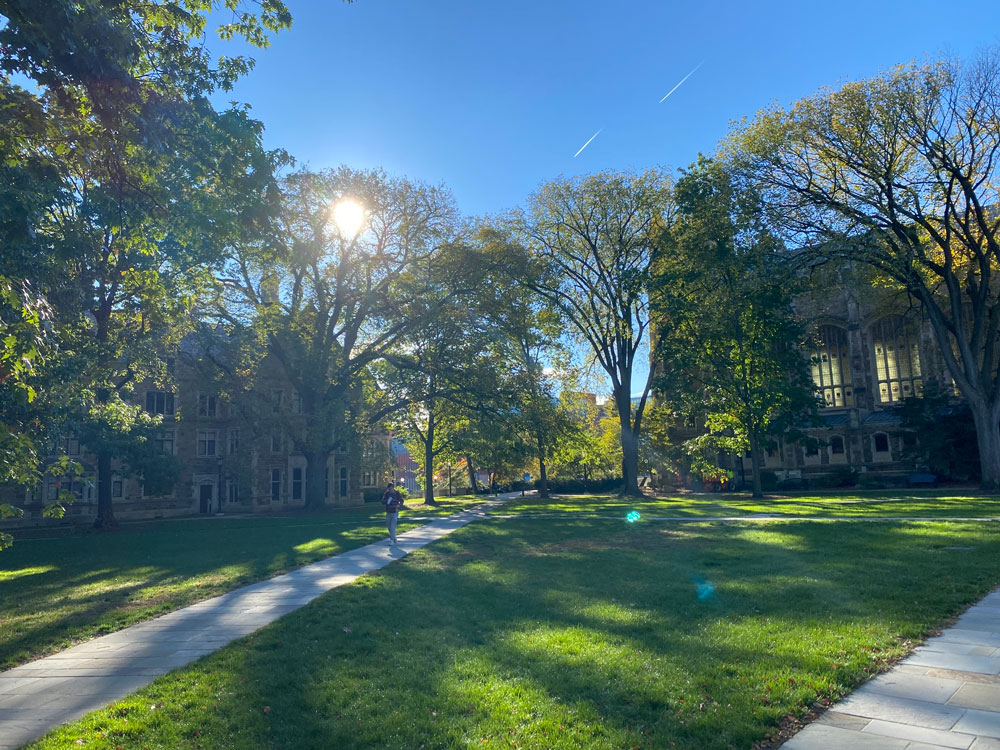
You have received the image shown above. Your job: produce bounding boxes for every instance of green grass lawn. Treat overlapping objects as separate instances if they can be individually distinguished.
[497,490,1000,519]
[20,494,1000,750]
[0,496,482,670]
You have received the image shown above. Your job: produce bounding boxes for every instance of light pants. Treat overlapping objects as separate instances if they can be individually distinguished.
[386,511,399,543]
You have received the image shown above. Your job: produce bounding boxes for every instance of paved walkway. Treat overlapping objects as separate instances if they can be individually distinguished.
[783,587,1000,750]
[0,497,511,749]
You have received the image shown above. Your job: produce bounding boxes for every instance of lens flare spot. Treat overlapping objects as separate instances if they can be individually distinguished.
[626,511,641,523]
[696,580,716,601]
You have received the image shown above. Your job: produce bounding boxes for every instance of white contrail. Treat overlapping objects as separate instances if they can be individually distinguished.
[573,128,602,158]
[658,62,703,103]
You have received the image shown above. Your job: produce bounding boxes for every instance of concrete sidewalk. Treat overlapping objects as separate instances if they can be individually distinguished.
[0,497,511,750]
[783,587,1000,750]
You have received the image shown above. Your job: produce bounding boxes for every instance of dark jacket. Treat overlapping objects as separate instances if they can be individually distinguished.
[382,488,403,513]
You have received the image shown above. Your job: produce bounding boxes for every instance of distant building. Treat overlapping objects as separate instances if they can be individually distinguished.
[390,438,420,493]
[655,274,971,488]
[2,336,387,525]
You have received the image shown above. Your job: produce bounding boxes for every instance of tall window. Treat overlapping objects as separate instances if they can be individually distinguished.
[145,391,174,416]
[228,429,240,456]
[292,467,303,500]
[812,325,854,407]
[156,430,174,455]
[339,467,348,497]
[291,391,302,414]
[271,468,281,501]
[64,436,80,456]
[197,430,217,456]
[271,389,283,413]
[871,317,922,404]
[198,394,217,417]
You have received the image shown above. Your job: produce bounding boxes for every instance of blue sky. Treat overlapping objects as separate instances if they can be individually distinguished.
[220,0,1000,219]
[215,0,1000,395]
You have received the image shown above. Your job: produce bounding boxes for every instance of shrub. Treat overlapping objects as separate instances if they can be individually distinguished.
[363,487,386,504]
[540,477,622,494]
[857,473,906,490]
[759,471,778,491]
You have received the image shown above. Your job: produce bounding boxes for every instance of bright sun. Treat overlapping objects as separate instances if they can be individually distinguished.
[332,199,365,236]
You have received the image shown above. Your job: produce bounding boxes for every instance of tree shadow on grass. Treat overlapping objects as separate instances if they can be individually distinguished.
[19,516,1000,750]
[0,519,395,670]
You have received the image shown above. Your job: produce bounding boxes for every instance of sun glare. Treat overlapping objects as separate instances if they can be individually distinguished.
[332,199,365,237]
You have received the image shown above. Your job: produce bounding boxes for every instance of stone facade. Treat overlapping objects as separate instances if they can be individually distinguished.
[738,275,957,488]
[4,343,392,525]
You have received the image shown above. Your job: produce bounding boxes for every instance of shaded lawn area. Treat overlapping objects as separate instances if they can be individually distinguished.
[0,496,482,670]
[498,491,1000,519]
[26,512,1000,750]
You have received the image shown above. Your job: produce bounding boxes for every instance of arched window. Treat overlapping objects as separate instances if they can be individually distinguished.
[871,317,922,404]
[812,325,854,407]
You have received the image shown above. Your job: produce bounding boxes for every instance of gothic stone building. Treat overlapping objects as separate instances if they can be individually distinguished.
[735,277,957,489]
[4,340,392,524]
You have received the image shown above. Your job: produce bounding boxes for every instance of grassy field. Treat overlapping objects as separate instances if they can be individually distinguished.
[18,493,1000,750]
[0,496,482,670]
[497,490,1000,519]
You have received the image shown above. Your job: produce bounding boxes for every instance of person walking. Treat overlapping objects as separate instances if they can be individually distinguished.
[381,481,406,545]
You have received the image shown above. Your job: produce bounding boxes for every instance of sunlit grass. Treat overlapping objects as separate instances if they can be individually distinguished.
[499,491,1000,519]
[23,507,1000,750]
[0,496,483,670]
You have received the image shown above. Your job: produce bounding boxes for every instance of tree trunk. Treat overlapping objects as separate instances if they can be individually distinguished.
[93,447,117,529]
[748,433,764,499]
[536,432,549,498]
[615,391,641,495]
[303,450,329,509]
[969,400,1000,490]
[465,454,479,493]
[423,414,437,505]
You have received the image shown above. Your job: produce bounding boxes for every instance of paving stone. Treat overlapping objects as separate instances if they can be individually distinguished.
[948,684,1000,712]
[920,642,994,656]
[861,719,975,748]
[953,709,1000,738]
[816,709,871,729]
[0,677,41,695]
[782,723,909,749]
[859,672,963,704]
[905,651,1000,675]
[938,631,1000,648]
[927,669,1000,687]
[970,737,1000,749]
[828,692,967,729]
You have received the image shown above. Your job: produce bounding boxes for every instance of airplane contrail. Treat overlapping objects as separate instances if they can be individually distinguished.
[573,128,602,158]
[658,62,704,103]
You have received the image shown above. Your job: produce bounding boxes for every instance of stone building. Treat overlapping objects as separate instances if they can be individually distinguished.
[657,261,970,490]
[738,270,960,488]
[5,339,391,524]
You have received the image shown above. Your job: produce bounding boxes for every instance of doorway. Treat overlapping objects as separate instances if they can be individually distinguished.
[199,483,213,514]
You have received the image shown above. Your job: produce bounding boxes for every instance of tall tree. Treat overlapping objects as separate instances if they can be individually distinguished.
[477,228,573,497]
[652,158,818,498]
[1,0,291,527]
[511,170,674,495]
[730,51,1000,488]
[216,167,460,508]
